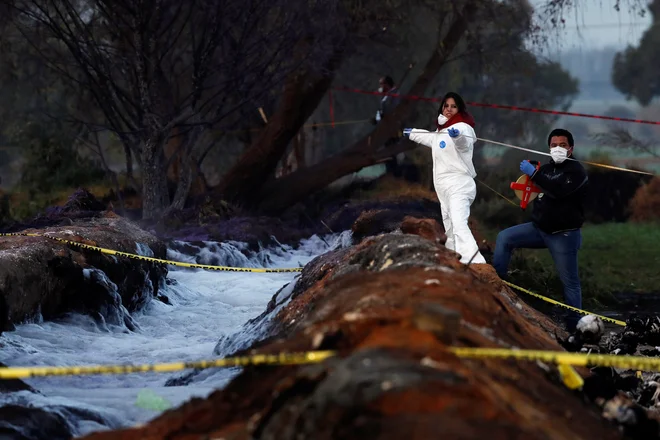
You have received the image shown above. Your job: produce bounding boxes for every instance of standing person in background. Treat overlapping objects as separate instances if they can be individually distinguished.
[402,92,486,265]
[373,76,404,177]
[492,129,588,331]
[374,76,399,124]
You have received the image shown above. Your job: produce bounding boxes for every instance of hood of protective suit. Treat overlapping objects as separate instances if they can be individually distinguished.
[437,112,476,131]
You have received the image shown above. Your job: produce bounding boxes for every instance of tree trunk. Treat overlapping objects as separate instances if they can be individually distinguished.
[215,46,345,208]
[164,127,182,184]
[141,138,170,220]
[259,139,416,212]
[256,3,479,214]
[163,127,205,216]
[294,129,306,168]
[118,136,141,190]
[164,152,194,215]
[124,143,134,181]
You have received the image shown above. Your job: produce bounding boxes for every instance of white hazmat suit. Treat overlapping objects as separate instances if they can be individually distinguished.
[403,115,486,264]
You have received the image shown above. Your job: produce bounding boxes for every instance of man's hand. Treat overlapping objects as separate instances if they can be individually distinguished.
[448,127,460,138]
[520,160,536,177]
[402,128,412,138]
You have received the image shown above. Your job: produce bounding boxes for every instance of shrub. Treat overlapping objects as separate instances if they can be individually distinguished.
[13,122,106,195]
[629,176,660,222]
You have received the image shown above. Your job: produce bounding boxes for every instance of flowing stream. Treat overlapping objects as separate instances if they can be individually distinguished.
[0,232,352,438]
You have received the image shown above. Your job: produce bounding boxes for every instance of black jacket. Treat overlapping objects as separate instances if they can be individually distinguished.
[529,156,588,234]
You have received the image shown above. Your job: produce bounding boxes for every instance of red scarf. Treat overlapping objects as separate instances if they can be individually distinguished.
[437,112,476,131]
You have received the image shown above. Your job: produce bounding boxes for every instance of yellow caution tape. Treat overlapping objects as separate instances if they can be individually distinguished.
[0,233,626,324]
[558,364,584,390]
[0,232,303,273]
[0,350,337,379]
[449,346,660,371]
[475,179,519,207]
[501,280,626,327]
[6,345,660,380]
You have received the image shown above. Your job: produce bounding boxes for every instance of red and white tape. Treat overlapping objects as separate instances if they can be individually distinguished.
[334,86,660,126]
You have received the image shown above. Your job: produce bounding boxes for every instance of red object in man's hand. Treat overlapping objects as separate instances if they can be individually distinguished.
[510,161,542,210]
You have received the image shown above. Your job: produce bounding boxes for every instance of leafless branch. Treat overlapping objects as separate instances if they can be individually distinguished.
[74,126,127,214]
[591,128,660,159]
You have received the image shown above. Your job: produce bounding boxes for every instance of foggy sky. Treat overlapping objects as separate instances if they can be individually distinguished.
[531,0,652,51]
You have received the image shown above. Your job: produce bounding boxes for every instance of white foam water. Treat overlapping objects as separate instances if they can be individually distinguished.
[0,231,352,438]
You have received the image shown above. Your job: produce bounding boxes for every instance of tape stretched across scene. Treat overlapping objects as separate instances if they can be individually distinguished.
[5,346,660,380]
[0,233,628,325]
[431,130,655,177]
[0,351,338,379]
[0,233,303,273]
[449,347,660,372]
[333,86,660,126]
[473,136,656,176]
[501,280,626,327]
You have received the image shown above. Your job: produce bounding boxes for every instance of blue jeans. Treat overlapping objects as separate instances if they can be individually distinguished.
[493,222,582,330]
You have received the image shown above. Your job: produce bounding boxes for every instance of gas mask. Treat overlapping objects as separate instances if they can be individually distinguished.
[437,114,448,126]
[550,147,570,164]
[378,87,383,93]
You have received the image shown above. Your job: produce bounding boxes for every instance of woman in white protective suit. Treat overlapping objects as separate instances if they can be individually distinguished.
[402,92,486,264]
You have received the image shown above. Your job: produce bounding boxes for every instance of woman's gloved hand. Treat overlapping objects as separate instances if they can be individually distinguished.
[448,127,460,138]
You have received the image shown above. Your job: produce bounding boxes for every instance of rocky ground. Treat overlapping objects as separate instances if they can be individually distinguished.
[0,190,169,333]
[78,215,659,440]
[1,187,659,440]
[0,190,172,440]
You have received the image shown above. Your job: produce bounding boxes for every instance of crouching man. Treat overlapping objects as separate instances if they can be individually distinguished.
[493,129,589,331]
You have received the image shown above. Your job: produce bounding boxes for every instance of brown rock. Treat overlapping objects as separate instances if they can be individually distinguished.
[351,209,407,243]
[348,208,487,262]
[0,215,168,332]
[323,198,443,236]
[78,232,634,440]
[400,216,447,244]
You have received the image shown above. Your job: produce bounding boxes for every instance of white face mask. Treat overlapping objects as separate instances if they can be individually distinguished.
[550,146,570,163]
[378,87,383,93]
[437,114,448,126]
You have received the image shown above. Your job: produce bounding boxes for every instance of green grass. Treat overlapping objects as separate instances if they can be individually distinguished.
[576,223,660,293]
[481,222,660,309]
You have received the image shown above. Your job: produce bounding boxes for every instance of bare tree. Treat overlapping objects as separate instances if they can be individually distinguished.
[3,0,649,218]
[215,0,517,212]
[592,128,660,159]
[74,126,127,214]
[253,2,479,213]
[215,0,409,205]
[216,0,651,214]
[5,0,326,219]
